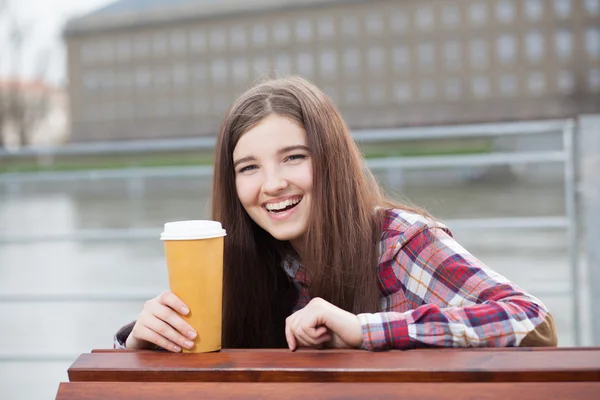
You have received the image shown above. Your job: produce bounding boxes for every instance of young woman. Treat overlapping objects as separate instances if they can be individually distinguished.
[115,76,557,352]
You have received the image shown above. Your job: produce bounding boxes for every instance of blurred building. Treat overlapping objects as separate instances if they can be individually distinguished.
[63,0,600,142]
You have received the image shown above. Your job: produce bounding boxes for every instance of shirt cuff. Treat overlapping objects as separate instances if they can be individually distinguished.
[357,312,411,351]
[113,321,136,349]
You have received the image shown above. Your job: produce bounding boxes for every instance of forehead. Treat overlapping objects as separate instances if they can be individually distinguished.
[233,115,307,157]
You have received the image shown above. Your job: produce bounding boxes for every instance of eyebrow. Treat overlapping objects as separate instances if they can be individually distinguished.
[233,145,310,169]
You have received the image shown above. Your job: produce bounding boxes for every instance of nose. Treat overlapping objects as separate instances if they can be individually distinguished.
[261,166,288,195]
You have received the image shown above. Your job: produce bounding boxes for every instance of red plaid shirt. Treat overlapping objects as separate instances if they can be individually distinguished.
[284,209,552,350]
[115,209,552,350]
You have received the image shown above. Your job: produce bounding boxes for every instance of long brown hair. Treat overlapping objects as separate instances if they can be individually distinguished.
[212,76,424,348]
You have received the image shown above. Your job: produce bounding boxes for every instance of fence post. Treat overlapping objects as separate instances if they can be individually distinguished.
[578,114,600,346]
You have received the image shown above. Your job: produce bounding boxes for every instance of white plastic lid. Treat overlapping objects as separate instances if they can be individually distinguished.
[160,220,227,240]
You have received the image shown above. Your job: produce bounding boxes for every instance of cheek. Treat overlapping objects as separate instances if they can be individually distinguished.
[235,177,258,207]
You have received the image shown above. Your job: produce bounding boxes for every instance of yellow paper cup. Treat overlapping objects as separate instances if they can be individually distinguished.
[161,220,226,353]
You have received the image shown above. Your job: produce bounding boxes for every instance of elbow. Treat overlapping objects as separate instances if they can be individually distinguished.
[519,313,559,347]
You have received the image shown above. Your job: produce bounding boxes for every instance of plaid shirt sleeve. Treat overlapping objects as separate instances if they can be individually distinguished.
[357,210,552,351]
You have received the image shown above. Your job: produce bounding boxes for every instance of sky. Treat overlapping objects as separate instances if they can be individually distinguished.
[0,0,114,86]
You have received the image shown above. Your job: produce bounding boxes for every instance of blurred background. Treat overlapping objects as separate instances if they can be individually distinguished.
[0,0,599,398]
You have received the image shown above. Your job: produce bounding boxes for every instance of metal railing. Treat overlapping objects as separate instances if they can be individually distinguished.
[0,119,582,362]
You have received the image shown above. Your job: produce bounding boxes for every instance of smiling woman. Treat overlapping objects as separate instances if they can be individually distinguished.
[115,76,558,352]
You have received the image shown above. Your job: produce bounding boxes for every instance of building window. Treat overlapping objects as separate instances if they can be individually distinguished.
[496,0,515,24]
[418,42,436,71]
[471,76,490,98]
[252,56,269,76]
[232,58,249,82]
[344,48,361,75]
[153,34,167,55]
[297,52,314,77]
[212,94,229,113]
[153,68,170,87]
[273,21,290,43]
[345,85,362,104]
[555,29,573,61]
[319,49,337,78]
[416,6,434,30]
[171,99,190,116]
[526,30,545,62]
[211,59,227,84]
[528,71,546,95]
[194,97,209,114]
[365,12,383,35]
[442,4,461,26]
[393,45,410,72]
[556,70,574,94]
[193,63,207,84]
[497,34,517,64]
[444,41,461,70]
[189,29,206,52]
[586,28,600,59]
[80,44,95,63]
[390,11,408,32]
[368,46,385,74]
[230,26,246,48]
[585,0,600,15]
[155,99,171,118]
[470,39,489,69]
[554,0,572,18]
[323,86,338,103]
[369,83,386,103]
[82,72,100,90]
[317,17,335,38]
[170,30,186,54]
[468,2,488,26]
[499,74,518,96]
[419,81,436,100]
[95,41,114,62]
[252,25,268,47]
[275,53,292,75]
[394,82,412,102]
[172,64,188,86]
[295,18,313,42]
[116,39,130,61]
[342,15,359,36]
[588,68,600,91]
[210,28,227,50]
[445,78,462,99]
[135,68,152,88]
[133,37,150,57]
[524,0,543,21]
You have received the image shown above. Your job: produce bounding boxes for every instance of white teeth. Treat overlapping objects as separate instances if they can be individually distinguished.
[265,198,301,211]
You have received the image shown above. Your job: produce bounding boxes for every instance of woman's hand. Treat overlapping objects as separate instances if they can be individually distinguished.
[126,292,197,352]
[284,297,363,351]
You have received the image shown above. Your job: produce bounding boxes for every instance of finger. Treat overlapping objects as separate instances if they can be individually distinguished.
[152,304,197,341]
[285,318,297,351]
[314,326,328,338]
[132,324,182,353]
[143,317,195,351]
[155,292,190,315]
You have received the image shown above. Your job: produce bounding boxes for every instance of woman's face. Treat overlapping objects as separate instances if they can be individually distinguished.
[233,114,313,250]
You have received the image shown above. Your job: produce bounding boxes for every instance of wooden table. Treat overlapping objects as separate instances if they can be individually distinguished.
[56,347,600,399]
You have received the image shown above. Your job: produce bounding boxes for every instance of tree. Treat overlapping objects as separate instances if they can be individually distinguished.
[0,0,50,149]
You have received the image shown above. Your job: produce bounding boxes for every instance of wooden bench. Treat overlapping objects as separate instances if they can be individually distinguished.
[56,347,600,399]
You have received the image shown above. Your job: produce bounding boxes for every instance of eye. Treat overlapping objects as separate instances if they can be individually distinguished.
[285,154,307,162]
[238,164,258,174]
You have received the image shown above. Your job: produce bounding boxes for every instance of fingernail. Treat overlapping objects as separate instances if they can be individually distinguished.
[172,345,181,352]
[181,307,189,315]
[188,331,197,339]
[185,340,194,348]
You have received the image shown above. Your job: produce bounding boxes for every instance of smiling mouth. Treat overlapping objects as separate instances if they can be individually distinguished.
[264,197,302,214]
